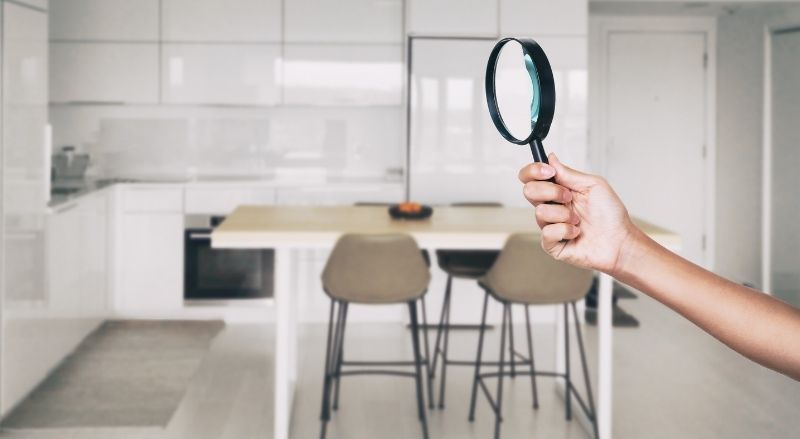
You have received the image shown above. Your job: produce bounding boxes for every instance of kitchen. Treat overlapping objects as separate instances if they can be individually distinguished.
[1,0,800,438]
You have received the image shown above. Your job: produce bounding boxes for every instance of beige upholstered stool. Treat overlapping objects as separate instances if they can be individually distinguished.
[319,233,432,439]
[468,233,599,439]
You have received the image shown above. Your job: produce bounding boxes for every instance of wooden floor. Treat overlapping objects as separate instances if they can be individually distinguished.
[2,292,799,439]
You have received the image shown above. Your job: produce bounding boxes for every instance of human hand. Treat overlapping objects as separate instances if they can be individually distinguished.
[518,154,641,275]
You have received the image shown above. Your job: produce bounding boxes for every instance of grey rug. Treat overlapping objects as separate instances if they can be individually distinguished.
[2,320,224,429]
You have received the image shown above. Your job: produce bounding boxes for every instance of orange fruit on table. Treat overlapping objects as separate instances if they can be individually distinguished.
[398,202,423,214]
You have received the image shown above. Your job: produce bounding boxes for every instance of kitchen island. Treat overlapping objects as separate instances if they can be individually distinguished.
[212,205,680,439]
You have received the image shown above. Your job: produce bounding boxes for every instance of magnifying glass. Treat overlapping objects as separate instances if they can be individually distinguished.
[485,37,555,167]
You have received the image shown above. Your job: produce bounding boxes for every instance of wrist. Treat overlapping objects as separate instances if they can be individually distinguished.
[610,223,650,280]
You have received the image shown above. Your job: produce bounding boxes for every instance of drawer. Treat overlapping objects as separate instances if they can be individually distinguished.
[121,188,183,213]
[184,187,275,214]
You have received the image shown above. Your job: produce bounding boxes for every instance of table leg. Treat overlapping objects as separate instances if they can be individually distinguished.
[274,248,297,439]
[597,273,614,439]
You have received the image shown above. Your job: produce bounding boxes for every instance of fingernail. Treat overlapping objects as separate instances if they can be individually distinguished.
[540,165,555,178]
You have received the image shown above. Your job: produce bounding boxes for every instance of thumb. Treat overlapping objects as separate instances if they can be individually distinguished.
[548,153,594,191]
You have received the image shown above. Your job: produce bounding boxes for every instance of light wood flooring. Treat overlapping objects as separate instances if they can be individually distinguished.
[2,291,799,439]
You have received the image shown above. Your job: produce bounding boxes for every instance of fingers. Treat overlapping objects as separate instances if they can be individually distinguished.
[535,203,580,225]
[522,181,573,206]
[518,162,555,183]
[541,223,581,251]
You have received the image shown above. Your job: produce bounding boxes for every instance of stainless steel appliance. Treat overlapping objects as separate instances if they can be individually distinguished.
[184,216,273,300]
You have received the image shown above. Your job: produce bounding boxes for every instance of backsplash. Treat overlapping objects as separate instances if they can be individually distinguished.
[49,105,404,180]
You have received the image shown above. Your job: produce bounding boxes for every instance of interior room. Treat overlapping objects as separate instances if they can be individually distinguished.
[0,0,799,438]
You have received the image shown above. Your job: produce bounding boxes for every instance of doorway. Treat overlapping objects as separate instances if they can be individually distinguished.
[592,18,716,268]
[764,26,800,305]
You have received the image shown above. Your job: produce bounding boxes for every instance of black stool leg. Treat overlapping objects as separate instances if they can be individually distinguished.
[564,303,572,421]
[524,304,540,409]
[420,298,435,409]
[508,309,516,378]
[320,300,342,439]
[408,301,430,439]
[438,283,452,409]
[431,275,452,378]
[571,302,600,439]
[468,291,490,421]
[494,303,509,439]
[332,302,349,410]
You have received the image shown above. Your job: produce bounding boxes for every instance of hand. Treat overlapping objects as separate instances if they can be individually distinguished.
[518,154,641,275]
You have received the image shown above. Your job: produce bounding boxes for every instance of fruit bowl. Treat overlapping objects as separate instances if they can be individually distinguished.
[388,202,433,220]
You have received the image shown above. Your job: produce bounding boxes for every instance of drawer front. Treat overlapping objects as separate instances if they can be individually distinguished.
[184,187,275,214]
[121,188,183,213]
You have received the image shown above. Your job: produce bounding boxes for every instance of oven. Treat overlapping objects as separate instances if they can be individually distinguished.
[184,216,273,300]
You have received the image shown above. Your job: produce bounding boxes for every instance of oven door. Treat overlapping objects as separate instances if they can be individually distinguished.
[184,228,273,300]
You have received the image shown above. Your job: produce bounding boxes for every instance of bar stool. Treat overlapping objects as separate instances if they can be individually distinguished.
[432,202,532,409]
[319,233,433,439]
[468,233,599,439]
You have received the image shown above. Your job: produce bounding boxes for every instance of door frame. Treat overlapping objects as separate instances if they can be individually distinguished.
[590,16,717,270]
[761,22,800,294]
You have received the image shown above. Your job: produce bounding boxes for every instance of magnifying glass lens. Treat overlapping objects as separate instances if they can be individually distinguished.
[494,40,539,141]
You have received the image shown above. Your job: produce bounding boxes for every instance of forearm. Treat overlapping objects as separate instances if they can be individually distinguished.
[614,228,800,381]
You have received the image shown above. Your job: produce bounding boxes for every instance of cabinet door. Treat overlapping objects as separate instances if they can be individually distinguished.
[285,0,402,43]
[50,43,159,104]
[115,213,183,311]
[161,44,281,105]
[282,44,403,106]
[407,0,497,36]
[162,0,282,42]
[50,0,159,41]
[500,0,587,36]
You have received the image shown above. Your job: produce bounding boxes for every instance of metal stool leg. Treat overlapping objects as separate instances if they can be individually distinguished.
[320,300,343,439]
[332,302,349,410]
[524,304,540,409]
[508,308,516,378]
[438,284,452,408]
[494,303,509,439]
[431,275,452,378]
[468,291,490,421]
[408,301,430,439]
[564,303,572,421]
[420,298,435,409]
[571,302,600,439]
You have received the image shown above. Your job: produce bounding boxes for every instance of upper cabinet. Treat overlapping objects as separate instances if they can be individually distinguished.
[161,0,282,42]
[500,0,587,36]
[284,0,402,43]
[49,0,159,41]
[407,0,497,37]
[161,43,281,105]
[50,43,159,104]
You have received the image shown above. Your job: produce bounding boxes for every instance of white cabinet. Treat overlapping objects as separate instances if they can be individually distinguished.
[112,187,184,312]
[407,0,497,36]
[49,0,159,41]
[285,0,402,43]
[161,44,281,105]
[500,0,587,36]
[282,44,403,106]
[184,186,276,215]
[162,0,282,42]
[47,192,109,316]
[50,43,159,104]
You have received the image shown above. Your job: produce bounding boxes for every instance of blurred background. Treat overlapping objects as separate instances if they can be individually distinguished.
[0,0,799,438]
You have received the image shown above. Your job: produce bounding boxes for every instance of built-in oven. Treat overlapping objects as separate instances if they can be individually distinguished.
[184,216,273,300]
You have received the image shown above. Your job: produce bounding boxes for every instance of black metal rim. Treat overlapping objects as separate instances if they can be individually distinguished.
[485,37,556,145]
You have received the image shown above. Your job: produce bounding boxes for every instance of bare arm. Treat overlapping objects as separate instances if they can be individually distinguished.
[519,154,800,381]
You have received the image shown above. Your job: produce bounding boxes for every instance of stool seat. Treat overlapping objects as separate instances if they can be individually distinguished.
[436,249,499,279]
[480,234,593,305]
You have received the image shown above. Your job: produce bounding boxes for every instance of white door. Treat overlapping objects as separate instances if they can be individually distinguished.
[604,31,708,266]
[770,28,800,305]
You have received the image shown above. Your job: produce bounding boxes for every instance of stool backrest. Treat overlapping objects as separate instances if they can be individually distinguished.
[483,233,593,304]
[322,233,430,304]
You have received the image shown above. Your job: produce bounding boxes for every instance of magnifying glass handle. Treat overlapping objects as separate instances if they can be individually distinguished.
[529,138,555,182]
